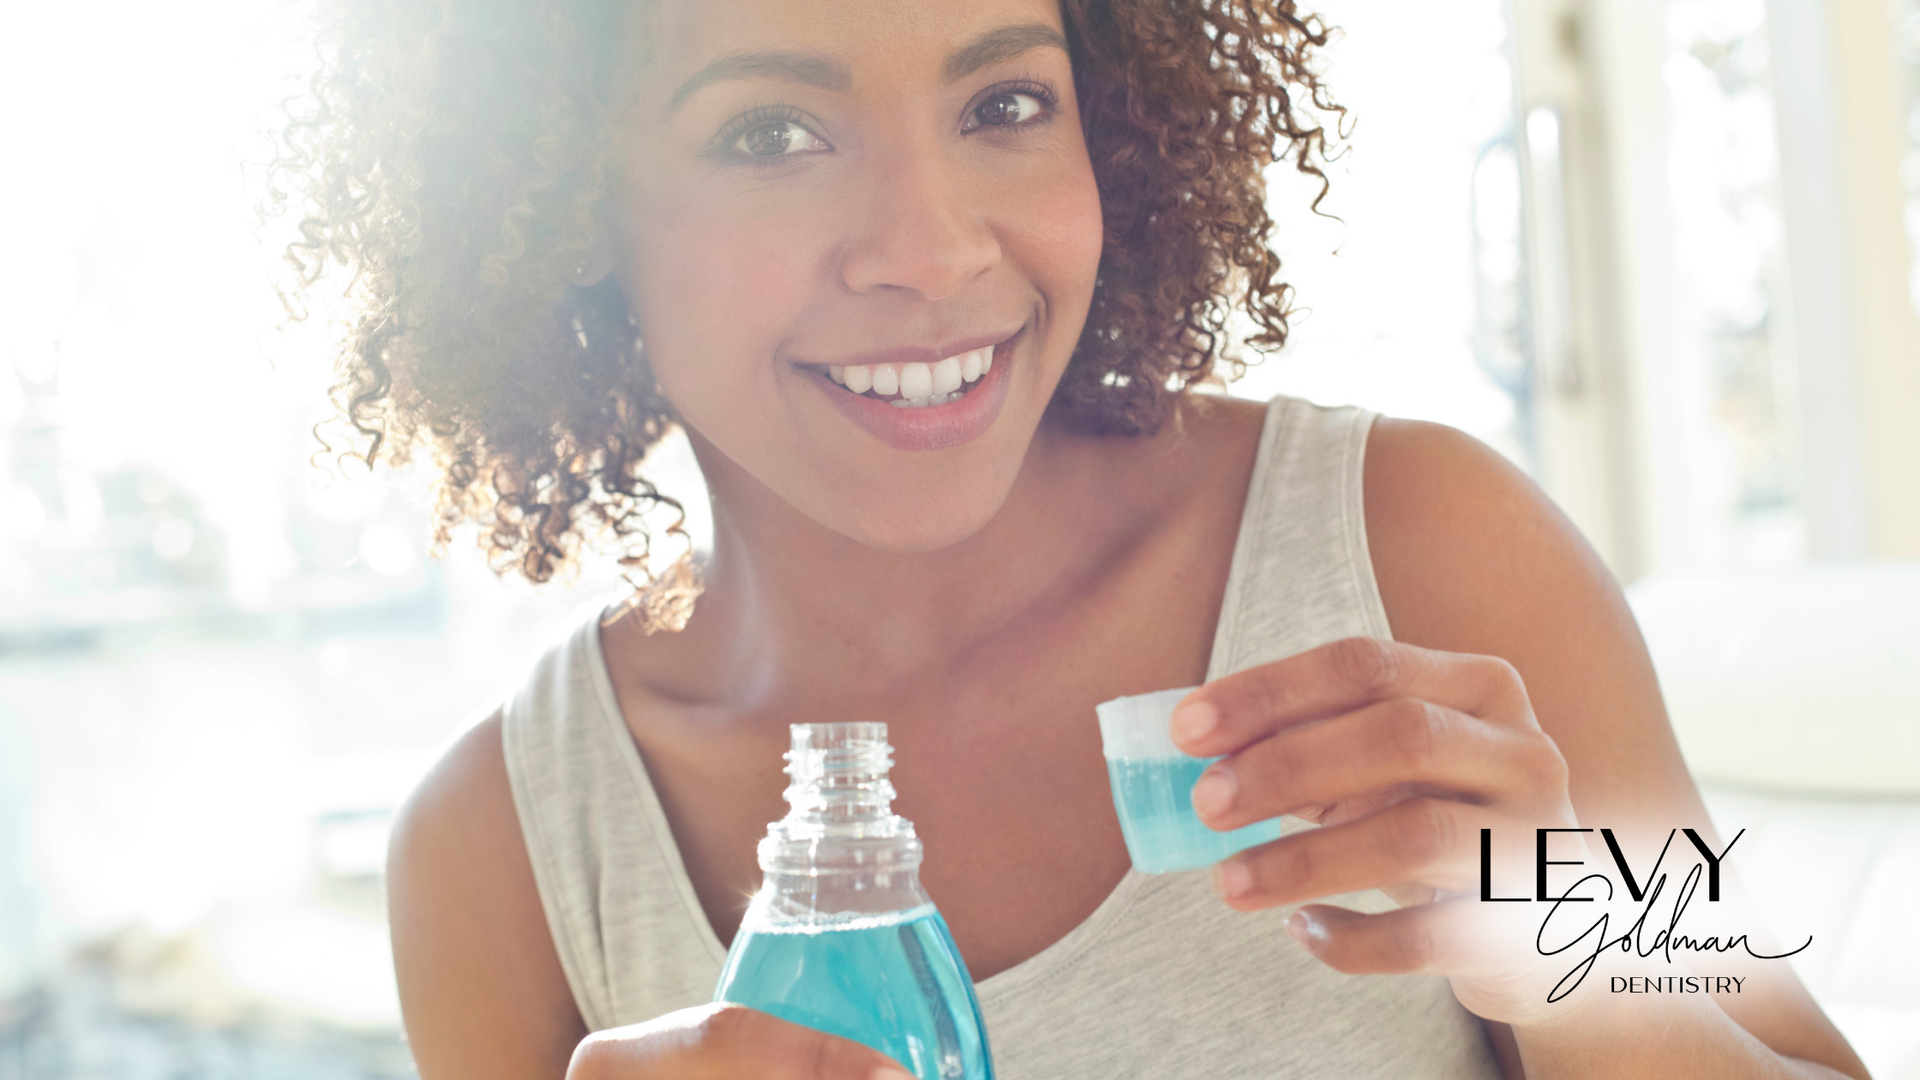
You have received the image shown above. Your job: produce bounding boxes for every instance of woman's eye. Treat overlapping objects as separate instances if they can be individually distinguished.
[967,91,1047,131]
[732,119,830,159]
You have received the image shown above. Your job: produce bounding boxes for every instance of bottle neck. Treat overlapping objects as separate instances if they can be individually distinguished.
[752,723,928,922]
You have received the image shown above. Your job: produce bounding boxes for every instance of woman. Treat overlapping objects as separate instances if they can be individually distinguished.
[277,0,1869,1077]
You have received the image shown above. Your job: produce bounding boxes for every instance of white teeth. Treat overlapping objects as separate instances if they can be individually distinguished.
[898,362,933,400]
[931,355,962,395]
[828,344,998,402]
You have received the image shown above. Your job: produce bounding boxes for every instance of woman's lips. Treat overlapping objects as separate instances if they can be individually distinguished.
[808,331,1019,452]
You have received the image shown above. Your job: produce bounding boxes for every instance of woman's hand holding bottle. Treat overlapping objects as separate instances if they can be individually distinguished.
[566,1003,913,1080]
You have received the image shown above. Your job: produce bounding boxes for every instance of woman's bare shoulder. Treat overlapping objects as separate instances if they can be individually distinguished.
[387,710,587,1079]
[1359,416,1690,808]
[1361,416,1623,647]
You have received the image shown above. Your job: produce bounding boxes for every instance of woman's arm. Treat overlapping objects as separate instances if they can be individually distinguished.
[1362,418,1867,1079]
[387,712,589,1079]
[1170,415,1867,1080]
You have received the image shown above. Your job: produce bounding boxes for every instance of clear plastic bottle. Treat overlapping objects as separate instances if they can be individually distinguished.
[713,723,994,1080]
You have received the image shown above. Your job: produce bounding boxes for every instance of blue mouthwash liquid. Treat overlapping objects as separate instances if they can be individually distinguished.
[1107,756,1283,873]
[715,904,989,1080]
[716,723,994,1079]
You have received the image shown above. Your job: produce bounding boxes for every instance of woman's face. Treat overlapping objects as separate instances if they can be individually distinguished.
[610,0,1104,552]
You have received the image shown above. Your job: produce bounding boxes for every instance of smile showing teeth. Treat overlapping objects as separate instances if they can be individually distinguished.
[825,346,994,409]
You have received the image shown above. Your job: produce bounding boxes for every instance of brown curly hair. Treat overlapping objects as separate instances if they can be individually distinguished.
[271,0,1343,603]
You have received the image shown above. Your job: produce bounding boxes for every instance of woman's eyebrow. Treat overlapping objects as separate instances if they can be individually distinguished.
[667,52,853,114]
[664,23,1070,116]
[941,24,1071,83]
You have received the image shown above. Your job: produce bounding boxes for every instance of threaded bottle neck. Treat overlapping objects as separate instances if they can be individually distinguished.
[759,722,923,880]
[782,722,900,826]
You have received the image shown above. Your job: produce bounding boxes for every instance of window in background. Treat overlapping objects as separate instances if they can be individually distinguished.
[1898,0,1920,314]
[1233,0,1529,468]
[1660,0,1807,568]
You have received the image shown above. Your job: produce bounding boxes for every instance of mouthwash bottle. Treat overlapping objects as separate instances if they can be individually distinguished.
[713,723,994,1080]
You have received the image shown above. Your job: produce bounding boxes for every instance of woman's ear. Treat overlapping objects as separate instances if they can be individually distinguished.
[571,232,614,287]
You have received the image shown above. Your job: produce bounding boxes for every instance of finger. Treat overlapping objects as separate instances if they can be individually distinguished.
[570,1003,914,1080]
[1192,696,1565,830]
[1286,899,1496,977]
[1211,797,1500,911]
[1171,636,1533,757]
[1290,901,1576,1025]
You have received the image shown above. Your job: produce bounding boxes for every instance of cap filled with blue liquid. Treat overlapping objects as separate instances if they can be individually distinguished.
[1097,687,1284,873]
[713,723,994,1080]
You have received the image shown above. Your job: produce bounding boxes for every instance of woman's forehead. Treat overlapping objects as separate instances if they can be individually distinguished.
[631,0,1070,105]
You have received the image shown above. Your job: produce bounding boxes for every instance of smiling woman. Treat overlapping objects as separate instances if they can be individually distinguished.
[273,2,1871,1080]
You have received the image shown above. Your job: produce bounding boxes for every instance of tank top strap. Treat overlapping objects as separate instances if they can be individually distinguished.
[500,616,726,1033]
[1205,395,1392,682]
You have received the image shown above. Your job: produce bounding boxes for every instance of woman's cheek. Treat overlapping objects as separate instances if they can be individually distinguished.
[1002,152,1104,353]
[626,197,823,415]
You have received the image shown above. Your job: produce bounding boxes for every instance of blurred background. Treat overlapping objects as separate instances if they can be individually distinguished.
[0,0,1915,1076]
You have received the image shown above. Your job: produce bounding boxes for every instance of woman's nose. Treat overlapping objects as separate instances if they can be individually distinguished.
[839,141,1002,301]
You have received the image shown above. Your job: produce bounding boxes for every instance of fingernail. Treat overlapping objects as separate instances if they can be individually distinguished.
[871,1068,916,1080]
[1170,699,1217,744]
[1214,858,1252,899]
[1287,909,1324,949]
[1190,767,1235,819]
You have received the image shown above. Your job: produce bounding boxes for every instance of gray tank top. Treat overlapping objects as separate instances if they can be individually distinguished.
[502,394,1499,1079]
